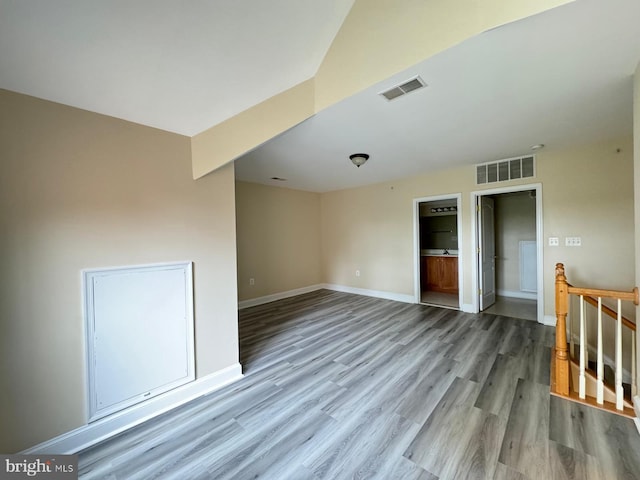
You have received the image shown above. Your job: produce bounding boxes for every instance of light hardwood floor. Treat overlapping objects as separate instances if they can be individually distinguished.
[78,289,640,479]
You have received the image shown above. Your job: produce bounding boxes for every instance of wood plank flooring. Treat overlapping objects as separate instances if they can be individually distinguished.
[78,289,640,479]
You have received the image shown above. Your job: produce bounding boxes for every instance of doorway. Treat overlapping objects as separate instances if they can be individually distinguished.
[473,184,543,323]
[413,194,462,309]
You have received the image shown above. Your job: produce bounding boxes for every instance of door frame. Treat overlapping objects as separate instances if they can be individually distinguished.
[470,183,544,323]
[413,193,463,307]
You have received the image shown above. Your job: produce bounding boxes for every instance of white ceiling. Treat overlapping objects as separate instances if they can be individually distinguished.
[2,1,640,194]
[235,0,640,192]
[0,0,353,136]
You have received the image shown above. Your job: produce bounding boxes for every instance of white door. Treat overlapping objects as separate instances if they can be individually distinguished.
[479,196,496,310]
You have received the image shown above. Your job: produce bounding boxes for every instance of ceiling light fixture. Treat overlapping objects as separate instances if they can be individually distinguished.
[530,144,545,151]
[349,153,369,168]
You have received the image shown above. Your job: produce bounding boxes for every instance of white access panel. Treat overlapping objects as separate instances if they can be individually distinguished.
[519,241,537,293]
[84,262,194,421]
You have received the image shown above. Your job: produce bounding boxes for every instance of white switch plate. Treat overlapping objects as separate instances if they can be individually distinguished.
[355,270,360,277]
[565,237,582,247]
[548,237,559,246]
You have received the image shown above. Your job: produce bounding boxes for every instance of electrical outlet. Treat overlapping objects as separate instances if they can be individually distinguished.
[355,270,360,277]
[565,237,582,247]
[548,237,559,246]
[249,278,255,285]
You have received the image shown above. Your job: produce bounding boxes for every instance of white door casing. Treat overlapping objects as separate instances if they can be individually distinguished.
[470,183,543,323]
[412,193,463,308]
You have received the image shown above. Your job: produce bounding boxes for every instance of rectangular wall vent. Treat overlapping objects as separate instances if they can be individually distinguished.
[476,155,535,185]
[380,76,426,101]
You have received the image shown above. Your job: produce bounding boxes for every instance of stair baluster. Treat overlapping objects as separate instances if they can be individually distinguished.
[597,296,604,404]
[579,295,586,399]
[552,263,638,417]
[616,299,624,410]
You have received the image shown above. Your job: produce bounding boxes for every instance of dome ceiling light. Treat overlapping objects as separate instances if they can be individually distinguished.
[349,153,369,168]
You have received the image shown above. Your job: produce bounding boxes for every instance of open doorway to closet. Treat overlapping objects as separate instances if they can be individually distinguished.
[473,184,543,323]
[413,194,462,309]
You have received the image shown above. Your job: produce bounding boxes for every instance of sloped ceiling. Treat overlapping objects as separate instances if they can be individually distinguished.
[0,0,354,136]
[2,1,639,194]
[235,0,640,192]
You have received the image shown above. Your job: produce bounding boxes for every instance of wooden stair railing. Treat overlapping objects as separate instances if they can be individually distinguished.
[553,263,638,416]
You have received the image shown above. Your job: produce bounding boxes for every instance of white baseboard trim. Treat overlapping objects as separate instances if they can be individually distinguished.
[542,315,557,327]
[322,284,414,304]
[238,284,324,309]
[461,303,476,313]
[496,289,537,301]
[239,282,466,308]
[21,363,243,455]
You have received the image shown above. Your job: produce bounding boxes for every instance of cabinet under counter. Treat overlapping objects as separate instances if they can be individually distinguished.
[421,255,458,294]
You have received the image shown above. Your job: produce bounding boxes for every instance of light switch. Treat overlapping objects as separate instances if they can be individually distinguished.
[548,237,559,246]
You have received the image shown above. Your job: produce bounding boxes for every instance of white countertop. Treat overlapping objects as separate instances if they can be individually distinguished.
[421,249,458,257]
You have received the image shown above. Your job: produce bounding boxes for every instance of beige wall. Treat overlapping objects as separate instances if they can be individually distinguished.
[320,181,421,294]
[541,139,635,301]
[319,137,635,317]
[235,182,322,301]
[192,80,315,179]
[634,62,640,393]
[0,90,239,453]
[541,140,635,369]
[494,192,537,294]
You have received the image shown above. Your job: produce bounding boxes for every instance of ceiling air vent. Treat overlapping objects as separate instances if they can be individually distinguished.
[380,76,426,101]
[476,155,536,185]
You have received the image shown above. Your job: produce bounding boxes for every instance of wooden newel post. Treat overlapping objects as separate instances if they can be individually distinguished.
[555,263,570,395]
